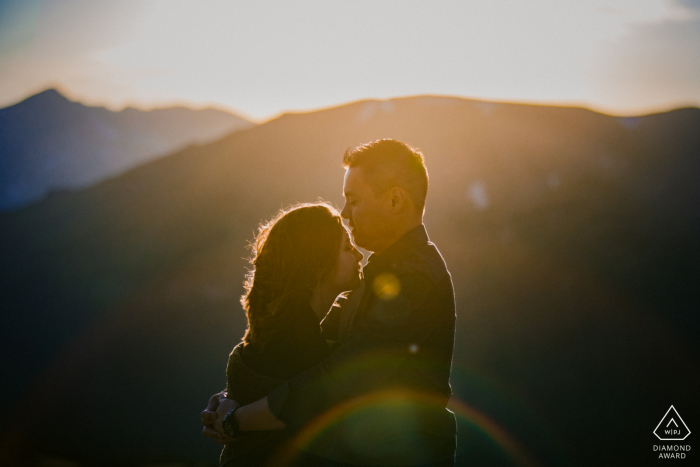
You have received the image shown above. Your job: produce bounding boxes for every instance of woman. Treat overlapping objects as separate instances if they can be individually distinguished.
[219,202,363,466]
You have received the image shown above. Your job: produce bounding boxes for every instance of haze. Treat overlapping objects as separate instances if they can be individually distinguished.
[1,0,699,119]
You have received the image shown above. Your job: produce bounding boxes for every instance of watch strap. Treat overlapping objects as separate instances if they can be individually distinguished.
[222,406,241,439]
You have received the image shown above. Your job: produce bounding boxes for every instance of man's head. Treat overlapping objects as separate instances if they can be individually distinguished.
[340,139,428,253]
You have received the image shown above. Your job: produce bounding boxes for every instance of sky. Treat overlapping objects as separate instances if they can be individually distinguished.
[0,0,699,120]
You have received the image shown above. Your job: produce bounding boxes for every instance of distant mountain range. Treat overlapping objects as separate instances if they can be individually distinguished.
[0,96,698,466]
[0,89,254,211]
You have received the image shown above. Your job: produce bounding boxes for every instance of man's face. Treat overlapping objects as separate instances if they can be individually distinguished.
[341,167,392,252]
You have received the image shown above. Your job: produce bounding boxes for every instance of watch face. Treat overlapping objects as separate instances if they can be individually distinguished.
[223,420,236,438]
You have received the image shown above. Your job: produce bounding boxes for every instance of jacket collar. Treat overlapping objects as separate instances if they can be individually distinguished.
[364,224,428,277]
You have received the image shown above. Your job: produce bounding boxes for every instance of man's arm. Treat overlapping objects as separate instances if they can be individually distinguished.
[203,292,355,439]
[268,271,453,430]
[213,396,285,433]
[206,271,453,436]
[202,393,285,443]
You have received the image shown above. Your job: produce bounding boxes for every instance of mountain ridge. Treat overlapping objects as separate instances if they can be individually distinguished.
[0,88,254,211]
[1,95,699,466]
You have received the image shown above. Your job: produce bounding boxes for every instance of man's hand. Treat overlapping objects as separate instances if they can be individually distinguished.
[213,397,239,441]
[201,391,236,444]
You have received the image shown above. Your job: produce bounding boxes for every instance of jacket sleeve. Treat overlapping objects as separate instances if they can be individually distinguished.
[268,270,453,429]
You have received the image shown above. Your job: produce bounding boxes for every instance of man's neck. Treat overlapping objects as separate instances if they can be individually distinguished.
[371,219,422,255]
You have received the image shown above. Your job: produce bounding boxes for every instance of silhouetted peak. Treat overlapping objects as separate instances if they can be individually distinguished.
[21,88,71,106]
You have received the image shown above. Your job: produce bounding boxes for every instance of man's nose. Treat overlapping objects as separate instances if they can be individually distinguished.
[340,203,350,219]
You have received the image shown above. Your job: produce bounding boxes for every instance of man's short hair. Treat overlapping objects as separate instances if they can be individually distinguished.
[342,139,429,214]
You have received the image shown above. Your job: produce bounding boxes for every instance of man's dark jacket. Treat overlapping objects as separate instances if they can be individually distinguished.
[268,225,457,466]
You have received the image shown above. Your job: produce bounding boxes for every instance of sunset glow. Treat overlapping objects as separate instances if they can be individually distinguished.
[1,0,699,118]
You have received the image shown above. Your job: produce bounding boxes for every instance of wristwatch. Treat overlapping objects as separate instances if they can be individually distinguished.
[222,406,241,439]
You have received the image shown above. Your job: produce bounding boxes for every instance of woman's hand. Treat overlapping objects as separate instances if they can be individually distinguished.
[201,391,237,444]
[213,397,240,441]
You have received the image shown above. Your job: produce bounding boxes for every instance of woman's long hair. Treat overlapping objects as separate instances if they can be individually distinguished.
[241,203,345,346]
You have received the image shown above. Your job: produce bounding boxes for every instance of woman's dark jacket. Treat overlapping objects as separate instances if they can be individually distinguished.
[220,299,329,466]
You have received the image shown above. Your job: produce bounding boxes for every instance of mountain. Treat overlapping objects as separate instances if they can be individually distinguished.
[0,89,254,211]
[0,96,698,466]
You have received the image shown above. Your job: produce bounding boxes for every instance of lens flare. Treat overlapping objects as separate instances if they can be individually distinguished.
[373,273,400,300]
[269,389,540,467]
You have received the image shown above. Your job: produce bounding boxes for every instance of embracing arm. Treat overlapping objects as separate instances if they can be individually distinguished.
[205,271,452,436]
[201,392,285,443]
[219,396,285,432]
[267,271,454,430]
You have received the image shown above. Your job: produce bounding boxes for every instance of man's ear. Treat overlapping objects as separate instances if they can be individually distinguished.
[389,187,407,213]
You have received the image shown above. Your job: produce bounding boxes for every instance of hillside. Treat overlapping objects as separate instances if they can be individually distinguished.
[0,89,254,211]
[0,96,698,466]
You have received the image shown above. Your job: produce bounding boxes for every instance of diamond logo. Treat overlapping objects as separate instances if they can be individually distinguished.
[654,406,691,441]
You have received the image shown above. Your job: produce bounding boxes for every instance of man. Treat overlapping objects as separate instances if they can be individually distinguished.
[202,139,457,466]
